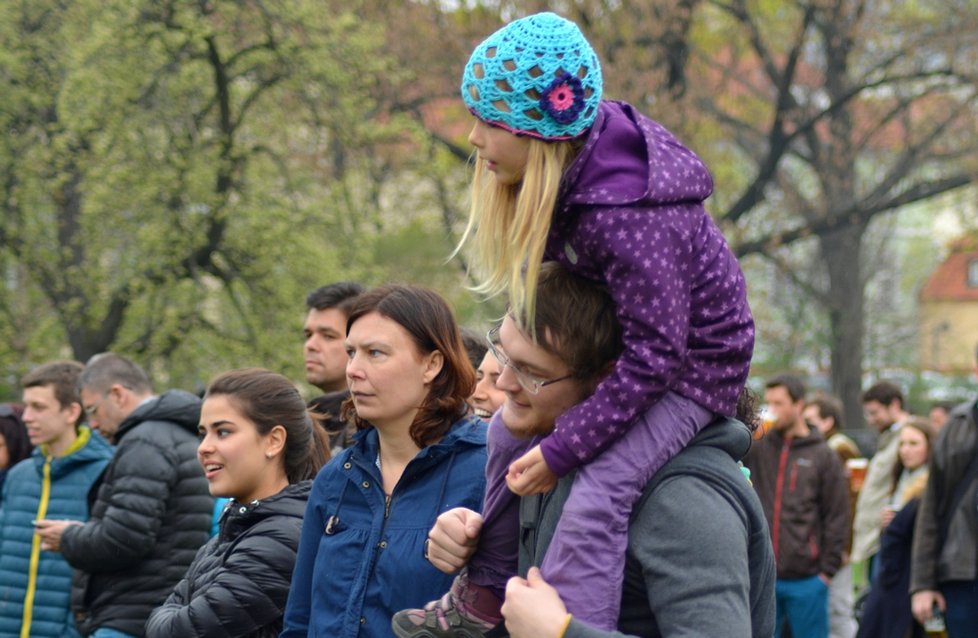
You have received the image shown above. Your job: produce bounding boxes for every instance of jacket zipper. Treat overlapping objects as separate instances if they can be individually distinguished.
[772,438,791,562]
[22,456,53,638]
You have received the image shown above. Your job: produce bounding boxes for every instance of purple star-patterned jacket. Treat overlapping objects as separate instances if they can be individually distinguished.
[539,100,755,477]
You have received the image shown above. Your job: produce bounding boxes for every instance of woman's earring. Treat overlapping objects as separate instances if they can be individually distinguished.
[266,452,273,459]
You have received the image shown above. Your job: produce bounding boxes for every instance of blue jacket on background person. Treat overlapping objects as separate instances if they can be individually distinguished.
[0,426,113,637]
[281,417,487,638]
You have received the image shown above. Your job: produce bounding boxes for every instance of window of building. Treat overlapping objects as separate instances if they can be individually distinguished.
[969,258,978,288]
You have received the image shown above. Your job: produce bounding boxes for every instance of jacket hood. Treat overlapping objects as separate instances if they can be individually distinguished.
[562,100,713,208]
[421,414,487,453]
[116,389,202,441]
[352,414,487,454]
[348,414,487,479]
[33,425,114,479]
[219,480,311,542]
[690,417,753,462]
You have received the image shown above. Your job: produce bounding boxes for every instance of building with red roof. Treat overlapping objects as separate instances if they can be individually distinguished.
[918,235,978,372]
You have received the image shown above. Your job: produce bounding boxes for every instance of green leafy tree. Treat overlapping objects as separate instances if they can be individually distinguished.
[0,0,418,389]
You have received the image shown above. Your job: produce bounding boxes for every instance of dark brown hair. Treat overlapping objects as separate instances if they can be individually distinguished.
[205,368,330,483]
[765,374,806,403]
[22,360,84,420]
[0,404,32,468]
[736,386,761,433]
[305,281,363,313]
[807,393,844,433]
[459,326,488,373]
[862,380,904,409]
[516,261,623,385]
[344,284,475,447]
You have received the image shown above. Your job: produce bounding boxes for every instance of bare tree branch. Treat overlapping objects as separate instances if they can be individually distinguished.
[734,174,975,258]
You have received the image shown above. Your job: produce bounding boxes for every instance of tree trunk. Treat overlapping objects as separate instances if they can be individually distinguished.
[820,222,867,435]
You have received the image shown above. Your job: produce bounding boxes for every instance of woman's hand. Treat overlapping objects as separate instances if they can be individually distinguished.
[502,568,570,638]
[425,507,483,574]
[506,445,558,496]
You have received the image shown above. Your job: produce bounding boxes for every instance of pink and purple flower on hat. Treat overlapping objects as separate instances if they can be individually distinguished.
[539,73,586,125]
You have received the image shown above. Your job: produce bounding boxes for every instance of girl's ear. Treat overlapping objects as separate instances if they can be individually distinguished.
[422,351,445,385]
[265,425,287,458]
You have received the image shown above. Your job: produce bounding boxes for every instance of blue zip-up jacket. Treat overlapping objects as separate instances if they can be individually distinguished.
[281,416,487,638]
[0,427,113,638]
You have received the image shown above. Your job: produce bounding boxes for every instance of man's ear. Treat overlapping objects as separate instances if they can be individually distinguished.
[108,383,129,405]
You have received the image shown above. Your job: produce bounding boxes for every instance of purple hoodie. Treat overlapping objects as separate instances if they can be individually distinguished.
[540,100,755,477]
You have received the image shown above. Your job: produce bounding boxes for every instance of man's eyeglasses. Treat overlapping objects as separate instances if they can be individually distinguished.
[83,395,105,418]
[485,326,572,395]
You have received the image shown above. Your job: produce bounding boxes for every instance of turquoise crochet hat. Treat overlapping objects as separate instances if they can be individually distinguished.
[461,12,603,140]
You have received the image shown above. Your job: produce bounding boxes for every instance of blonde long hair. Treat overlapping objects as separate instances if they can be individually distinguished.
[455,137,579,331]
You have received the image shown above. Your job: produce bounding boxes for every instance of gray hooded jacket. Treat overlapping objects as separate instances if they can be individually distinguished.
[519,418,775,638]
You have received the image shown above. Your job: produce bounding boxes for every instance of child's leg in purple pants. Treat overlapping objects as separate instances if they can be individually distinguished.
[539,391,715,630]
[465,411,539,599]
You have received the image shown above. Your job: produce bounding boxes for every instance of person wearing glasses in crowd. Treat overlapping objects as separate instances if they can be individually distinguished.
[34,354,213,638]
[394,262,772,638]
[393,12,754,636]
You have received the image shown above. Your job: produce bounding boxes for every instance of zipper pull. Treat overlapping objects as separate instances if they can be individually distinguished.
[325,515,339,535]
[384,494,392,519]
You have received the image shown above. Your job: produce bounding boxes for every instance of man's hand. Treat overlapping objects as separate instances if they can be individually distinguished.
[506,445,558,496]
[425,507,483,574]
[502,567,570,638]
[911,589,945,624]
[34,519,83,552]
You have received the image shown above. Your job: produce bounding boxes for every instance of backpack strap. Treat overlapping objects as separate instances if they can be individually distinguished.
[631,444,737,522]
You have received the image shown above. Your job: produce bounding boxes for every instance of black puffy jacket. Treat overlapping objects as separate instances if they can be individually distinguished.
[61,390,213,636]
[145,481,311,638]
